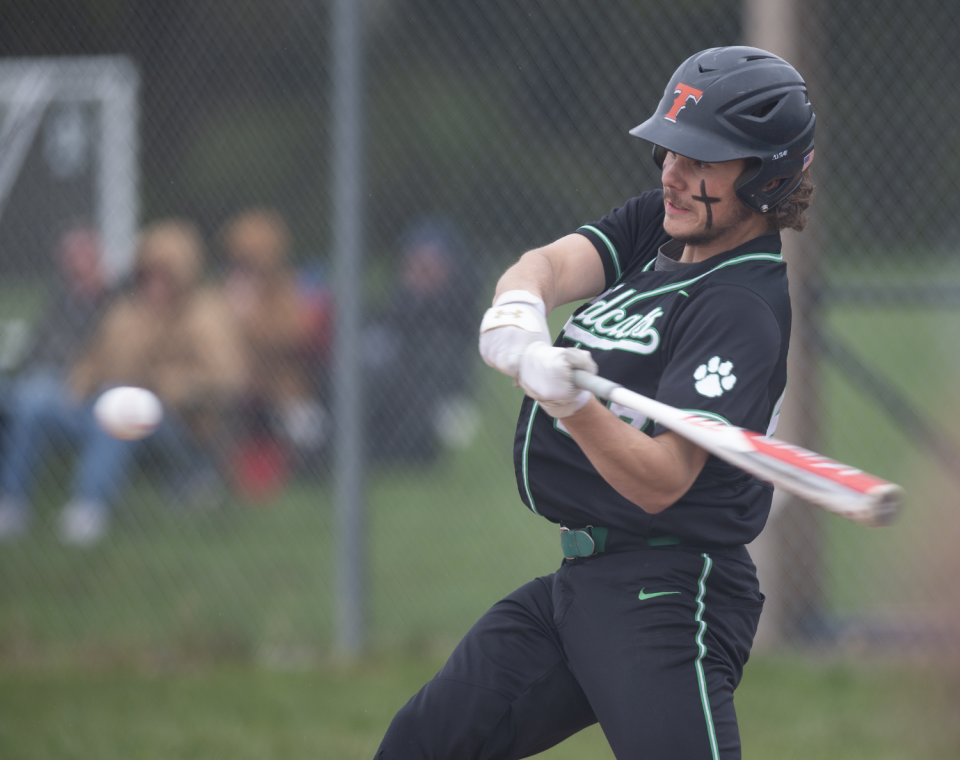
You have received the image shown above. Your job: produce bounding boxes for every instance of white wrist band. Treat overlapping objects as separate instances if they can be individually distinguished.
[494,290,546,315]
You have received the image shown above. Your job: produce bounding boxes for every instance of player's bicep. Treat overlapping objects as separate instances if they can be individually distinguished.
[535,234,606,307]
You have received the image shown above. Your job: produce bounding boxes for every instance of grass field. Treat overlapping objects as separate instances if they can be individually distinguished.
[0,654,958,760]
[0,265,959,757]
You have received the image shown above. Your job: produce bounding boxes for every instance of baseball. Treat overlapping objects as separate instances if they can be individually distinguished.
[93,386,163,441]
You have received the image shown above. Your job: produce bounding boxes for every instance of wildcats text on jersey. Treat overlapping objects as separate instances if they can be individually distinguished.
[562,248,785,360]
[563,289,665,355]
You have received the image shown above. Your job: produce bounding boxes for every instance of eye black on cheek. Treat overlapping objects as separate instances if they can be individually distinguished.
[691,179,721,229]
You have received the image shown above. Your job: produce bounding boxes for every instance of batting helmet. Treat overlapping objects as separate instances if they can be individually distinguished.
[630,46,815,213]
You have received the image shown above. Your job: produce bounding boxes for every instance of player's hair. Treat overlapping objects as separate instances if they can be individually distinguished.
[769,173,814,232]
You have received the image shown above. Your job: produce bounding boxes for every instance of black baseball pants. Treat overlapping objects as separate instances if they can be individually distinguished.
[375,543,763,760]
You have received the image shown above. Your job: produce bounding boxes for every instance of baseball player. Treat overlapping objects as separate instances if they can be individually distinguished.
[375,46,816,759]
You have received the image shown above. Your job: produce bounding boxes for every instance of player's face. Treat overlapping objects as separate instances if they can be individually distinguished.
[660,152,756,246]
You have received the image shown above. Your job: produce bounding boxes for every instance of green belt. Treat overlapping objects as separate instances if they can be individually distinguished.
[560,527,681,559]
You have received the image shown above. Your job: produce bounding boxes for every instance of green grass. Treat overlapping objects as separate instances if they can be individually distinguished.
[736,656,960,760]
[0,655,956,760]
[819,304,960,615]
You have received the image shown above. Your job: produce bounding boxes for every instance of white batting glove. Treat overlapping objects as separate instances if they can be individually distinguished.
[479,290,550,379]
[518,343,598,418]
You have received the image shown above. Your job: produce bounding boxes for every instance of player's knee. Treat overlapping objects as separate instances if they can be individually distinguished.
[375,677,513,759]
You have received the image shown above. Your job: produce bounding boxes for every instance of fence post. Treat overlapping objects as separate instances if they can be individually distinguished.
[743,0,825,646]
[331,0,366,658]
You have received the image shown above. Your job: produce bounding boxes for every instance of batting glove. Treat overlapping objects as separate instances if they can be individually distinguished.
[479,290,551,379]
[518,343,598,418]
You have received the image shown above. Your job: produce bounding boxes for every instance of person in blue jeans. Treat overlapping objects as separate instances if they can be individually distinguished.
[0,377,210,544]
[0,225,112,542]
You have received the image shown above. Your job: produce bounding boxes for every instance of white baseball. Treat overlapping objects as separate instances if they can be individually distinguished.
[93,386,163,441]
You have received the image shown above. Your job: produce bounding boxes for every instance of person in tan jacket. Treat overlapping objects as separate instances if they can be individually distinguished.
[220,209,324,498]
[72,220,244,413]
[7,219,244,545]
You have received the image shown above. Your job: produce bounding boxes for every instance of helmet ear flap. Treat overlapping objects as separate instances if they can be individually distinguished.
[735,157,804,211]
[652,144,667,169]
[734,158,762,194]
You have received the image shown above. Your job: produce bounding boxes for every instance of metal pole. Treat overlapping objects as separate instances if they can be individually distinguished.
[331,0,366,657]
[99,58,140,283]
[743,0,825,647]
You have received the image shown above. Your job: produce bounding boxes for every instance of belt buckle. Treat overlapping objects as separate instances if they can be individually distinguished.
[560,526,596,560]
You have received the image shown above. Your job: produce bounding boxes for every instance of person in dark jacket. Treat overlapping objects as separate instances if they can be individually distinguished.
[365,219,479,464]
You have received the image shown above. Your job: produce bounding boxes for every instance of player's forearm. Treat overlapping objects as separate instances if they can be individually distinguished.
[494,249,560,312]
[560,398,708,514]
[494,234,606,313]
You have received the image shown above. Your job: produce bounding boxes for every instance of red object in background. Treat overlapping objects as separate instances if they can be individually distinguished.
[231,438,290,503]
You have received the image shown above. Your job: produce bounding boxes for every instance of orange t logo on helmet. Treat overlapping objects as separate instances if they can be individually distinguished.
[664,83,704,122]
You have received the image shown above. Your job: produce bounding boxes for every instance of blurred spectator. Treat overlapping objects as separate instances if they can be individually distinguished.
[0,225,113,541]
[0,219,244,545]
[219,209,326,499]
[18,225,112,377]
[364,219,480,464]
[295,263,336,397]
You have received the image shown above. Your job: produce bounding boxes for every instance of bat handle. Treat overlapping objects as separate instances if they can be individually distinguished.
[573,370,620,400]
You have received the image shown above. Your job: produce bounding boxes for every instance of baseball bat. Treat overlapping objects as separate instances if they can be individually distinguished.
[572,370,903,527]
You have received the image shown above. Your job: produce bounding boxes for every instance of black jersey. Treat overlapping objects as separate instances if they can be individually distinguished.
[513,190,792,547]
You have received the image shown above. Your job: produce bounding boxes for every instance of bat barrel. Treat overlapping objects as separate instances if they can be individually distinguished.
[866,483,904,527]
[572,369,905,529]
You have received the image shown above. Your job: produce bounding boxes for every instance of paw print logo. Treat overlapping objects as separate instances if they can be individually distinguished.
[694,356,737,398]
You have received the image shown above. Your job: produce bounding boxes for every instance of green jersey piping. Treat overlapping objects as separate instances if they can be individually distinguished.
[521,402,540,514]
[694,553,719,760]
[579,225,622,282]
[625,252,782,306]
[561,253,780,355]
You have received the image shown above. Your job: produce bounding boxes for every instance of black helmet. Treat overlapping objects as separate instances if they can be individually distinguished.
[630,46,815,212]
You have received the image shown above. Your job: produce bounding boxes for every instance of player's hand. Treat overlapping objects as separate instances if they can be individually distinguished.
[479,290,550,379]
[518,343,598,418]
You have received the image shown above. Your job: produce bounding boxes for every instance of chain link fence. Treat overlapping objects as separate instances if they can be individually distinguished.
[0,0,957,667]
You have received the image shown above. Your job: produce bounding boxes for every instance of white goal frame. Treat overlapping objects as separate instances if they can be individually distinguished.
[0,56,139,282]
